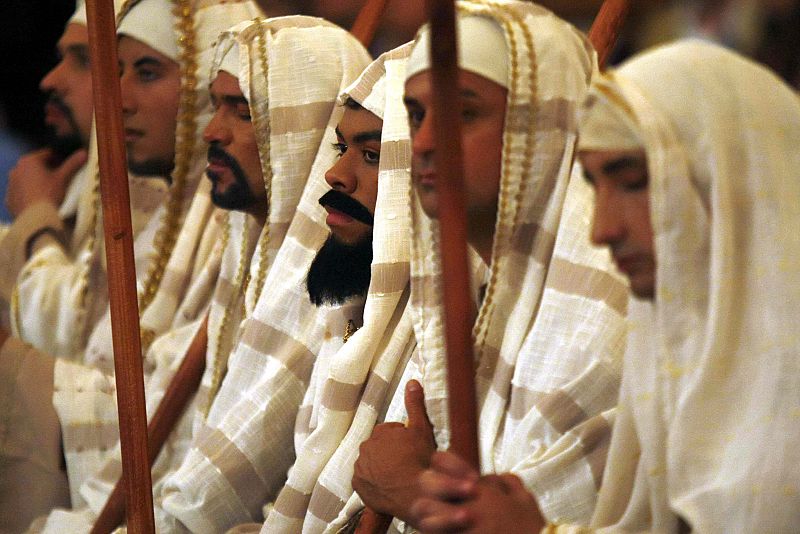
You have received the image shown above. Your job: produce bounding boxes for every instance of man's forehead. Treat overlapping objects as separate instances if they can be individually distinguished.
[211,71,245,97]
[337,106,382,137]
[404,69,507,102]
[59,22,89,47]
[117,34,176,65]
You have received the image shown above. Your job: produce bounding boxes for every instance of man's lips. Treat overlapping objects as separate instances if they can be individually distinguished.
[414,171,436,188]
[124,128,144,143]
[324,206,355,226]
[43,103,65,125]
[206,158,230,175]
[613,254,644,274]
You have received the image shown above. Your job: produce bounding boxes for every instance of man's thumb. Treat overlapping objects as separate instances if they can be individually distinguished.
[405,379,432,431]
[57,149,88,182]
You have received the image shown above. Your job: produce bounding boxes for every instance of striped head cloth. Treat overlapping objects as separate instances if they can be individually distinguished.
[153,18,373,532]
[407,0,628,524]
[580,41,800,533]
[262,42,419,532]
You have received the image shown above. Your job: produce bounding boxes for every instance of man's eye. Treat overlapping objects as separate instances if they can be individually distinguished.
[363,149,380,165]
[622,178,649,192]
[461,107,479,122]
[331,142,347,157]
[407,109,423,129]
[236,106,252,121]
[73,52,90,69]
[137,68,160,82]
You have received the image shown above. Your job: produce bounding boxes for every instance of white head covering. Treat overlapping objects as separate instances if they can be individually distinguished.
[117,0,180,60]
[577,75,643,151]
[405,14,508,87]
[408,1,628,525]
[68,0,88,26]
[582,40,800,533]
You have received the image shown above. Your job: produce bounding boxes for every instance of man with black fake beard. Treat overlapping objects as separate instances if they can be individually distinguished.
[307,99,381,309]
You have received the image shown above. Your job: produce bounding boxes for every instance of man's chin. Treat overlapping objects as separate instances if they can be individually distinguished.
[127,156,175,179]
[415,188,439,219]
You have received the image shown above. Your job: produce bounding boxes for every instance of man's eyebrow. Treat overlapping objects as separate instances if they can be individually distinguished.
[582,168,595,184]
[218,95,249,107]
[133,57,165,69]
[602,156,646,175]
[334,126,345,140]
[460,88,481,100]
[403,96,420,108]
[64,44,89,56]
[353,130,382,144]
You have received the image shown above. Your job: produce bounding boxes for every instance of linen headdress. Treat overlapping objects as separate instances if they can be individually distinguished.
[582,40,800,533]
[408,0,628,524]
[262,42,418,532]
[155,18,372,532]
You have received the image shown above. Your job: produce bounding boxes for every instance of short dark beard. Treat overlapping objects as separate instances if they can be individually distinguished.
[43,93,84,162]
[306,233,373,306]
[206,142,258,211]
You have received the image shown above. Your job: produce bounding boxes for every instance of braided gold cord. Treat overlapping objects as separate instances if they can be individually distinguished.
[250,21,274,304]
[138,0,199,321]
[461,2,537,360]
[204,212,245,417]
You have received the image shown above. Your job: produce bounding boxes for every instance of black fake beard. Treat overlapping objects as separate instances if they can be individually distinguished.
[206,142,258,211]
[306,233,373,307]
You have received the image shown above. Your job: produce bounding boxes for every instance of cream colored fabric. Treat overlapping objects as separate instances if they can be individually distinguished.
[261,43,419,533]
[42,0,263,510]
[0,337,69,534]
[139,18,372,534]
[117,0,180,61]
[555,40,800,534]
[576,76,642,152]
[408,1,628,526]
[406,15,508,89]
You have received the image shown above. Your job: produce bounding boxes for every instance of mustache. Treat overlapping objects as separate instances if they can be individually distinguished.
[319,189,374,226]
[207,142,248,182]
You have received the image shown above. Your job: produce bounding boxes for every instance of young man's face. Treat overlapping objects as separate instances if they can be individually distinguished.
[322,105,382,245]
[40,23,94,155]
[118,35,181,177]
[581,149,656,299]
[204,71,265,216]
[306,103,382,307]
[404,69,507,226]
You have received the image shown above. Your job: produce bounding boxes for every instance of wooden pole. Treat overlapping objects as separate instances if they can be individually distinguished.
[90,317,209,534]
[84,0,155,532]
[588,0,630,69]
[350,0,389,47]
[425,0,481,470]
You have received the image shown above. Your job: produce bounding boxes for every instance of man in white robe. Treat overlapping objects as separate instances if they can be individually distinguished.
[411,39,800,534]
[351,2,628,531]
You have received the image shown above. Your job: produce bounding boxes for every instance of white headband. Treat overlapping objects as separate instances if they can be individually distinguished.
[405,14,508,88]
[578,75,643,151]
[117,0,179,62]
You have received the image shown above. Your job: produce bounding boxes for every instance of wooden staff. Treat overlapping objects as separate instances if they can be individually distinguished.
[589,0,630,69]
[84,0,155,532]
[350,0,389,47]
[90,316,209,534]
